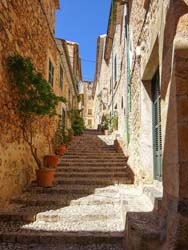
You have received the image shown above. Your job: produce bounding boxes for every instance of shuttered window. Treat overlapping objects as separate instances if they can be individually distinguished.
[152,68,162,181]
[48,60,54,86]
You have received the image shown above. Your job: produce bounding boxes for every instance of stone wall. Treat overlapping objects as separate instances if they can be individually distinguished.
[126,0,188,248]
[82,81,94,128]
[0,0,63,203]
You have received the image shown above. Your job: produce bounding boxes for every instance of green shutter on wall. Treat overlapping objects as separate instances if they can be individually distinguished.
[152,68,162,181]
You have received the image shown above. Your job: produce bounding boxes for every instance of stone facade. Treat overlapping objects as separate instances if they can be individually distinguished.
[126,0,188,248]
[81,81,94,128]
[93,2,128,140]
[56,39,80,129]
[93,34,108,128]
[94,0,188,248]
[0,0,80,203]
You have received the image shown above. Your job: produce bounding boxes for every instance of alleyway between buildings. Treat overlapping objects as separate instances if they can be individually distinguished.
[0,130,156,250]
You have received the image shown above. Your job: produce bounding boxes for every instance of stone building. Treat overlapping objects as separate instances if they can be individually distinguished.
[93,34,108,128]
[93,0,188,248]
[56,38,81,129]
[0,0,80,202]
[93,2,127,138]
[80,81,94,128]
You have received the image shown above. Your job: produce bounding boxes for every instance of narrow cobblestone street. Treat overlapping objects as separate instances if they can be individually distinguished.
[0,130,154,249]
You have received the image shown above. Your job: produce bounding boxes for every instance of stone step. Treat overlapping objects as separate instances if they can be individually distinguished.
[56,167,128,173]
[27,184,110,195]
[63,153,125,157]
[0,242,124,250]
[59,159,127,163]
[0,223,124,245]
[55,172,129,178]
[61,157,127,160]
[58,162,127,167]
[35,204,122,223]
[54,177,132,186]
[0,204,61,223]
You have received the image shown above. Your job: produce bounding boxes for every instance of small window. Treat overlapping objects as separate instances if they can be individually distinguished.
[48,60,54,86]
[88,96,92,101]
[59,65,63,89]
[88,119,92,126]
[121,97,124,109]
[88,109,92,115]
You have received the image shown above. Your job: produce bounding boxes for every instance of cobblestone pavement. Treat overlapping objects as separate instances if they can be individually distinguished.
[0,130,154,249]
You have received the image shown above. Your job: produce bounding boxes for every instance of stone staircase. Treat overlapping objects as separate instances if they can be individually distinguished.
[0,130,153,250]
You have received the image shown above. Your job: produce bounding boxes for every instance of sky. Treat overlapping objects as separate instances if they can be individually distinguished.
[55,0,111,82]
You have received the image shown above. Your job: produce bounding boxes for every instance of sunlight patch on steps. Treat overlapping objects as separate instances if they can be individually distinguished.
[20,184,153,233]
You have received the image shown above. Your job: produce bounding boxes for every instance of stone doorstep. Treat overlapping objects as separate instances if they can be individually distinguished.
[125,212,161,249]
[142,185,163,209]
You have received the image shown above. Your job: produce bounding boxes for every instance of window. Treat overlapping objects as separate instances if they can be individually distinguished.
[48,60,54,86]
[59,65,63,89]
[88,96,92,101]
[110,77,112,94]
[121,97,124,109]
[88,119,92,126]
[88,109,92,115]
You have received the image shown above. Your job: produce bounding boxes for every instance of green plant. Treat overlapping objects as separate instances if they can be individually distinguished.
[77,95,81,103]
[101,114,111,130]
[68,109,85,136]
[67,128,74,142]
[111,114,118,130]
[8,54,66,169]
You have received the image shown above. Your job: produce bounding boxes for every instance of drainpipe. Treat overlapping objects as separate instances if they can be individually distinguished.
[125,4,131,145]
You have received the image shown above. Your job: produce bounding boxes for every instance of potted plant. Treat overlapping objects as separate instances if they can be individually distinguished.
[54,117,67,155]
[67,128,74,142]
[43,122,59,168]
[112,114,118,132]
[101,114,110,135]
[8,54,66,187]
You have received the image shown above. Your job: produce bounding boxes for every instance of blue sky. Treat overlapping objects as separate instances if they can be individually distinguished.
[55,0,111,81]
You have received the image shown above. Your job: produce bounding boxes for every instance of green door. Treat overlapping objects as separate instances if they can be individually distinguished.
[152,68,162,181]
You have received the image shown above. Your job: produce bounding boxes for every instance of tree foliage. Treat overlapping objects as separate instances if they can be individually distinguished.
[8,54,66,169]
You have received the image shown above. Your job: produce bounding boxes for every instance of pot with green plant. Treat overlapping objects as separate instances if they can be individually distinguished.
[43,122,59,168]
[54,117,67,155]
[67,128,74,142]
[8,54,66,187]
[112,114,118,132]
[101,114,110,135]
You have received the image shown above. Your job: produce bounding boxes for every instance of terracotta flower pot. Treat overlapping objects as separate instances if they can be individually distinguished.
[36,168,55,187]
[57,144,66,155]
[44,154,59,168]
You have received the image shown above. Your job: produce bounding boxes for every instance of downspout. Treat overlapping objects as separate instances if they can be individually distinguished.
[125,3,131,145]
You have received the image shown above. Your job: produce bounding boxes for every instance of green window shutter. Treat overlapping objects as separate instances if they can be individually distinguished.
[152,68,162,181]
